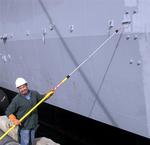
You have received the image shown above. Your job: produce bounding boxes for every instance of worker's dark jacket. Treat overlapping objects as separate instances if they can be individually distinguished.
[5,90,44,130]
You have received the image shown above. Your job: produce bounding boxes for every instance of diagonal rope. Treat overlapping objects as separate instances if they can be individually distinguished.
[89,28,124,117]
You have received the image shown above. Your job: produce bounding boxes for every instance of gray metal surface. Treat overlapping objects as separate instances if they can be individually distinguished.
[0,129,19,145]
[0,0,150,138]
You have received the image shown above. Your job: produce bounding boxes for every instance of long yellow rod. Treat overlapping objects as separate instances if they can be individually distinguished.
[0,76,69,141]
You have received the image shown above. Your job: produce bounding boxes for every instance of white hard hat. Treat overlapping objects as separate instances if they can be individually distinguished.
[15,77,27,88]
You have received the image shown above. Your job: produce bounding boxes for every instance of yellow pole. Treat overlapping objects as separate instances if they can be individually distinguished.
[0,76,69,141]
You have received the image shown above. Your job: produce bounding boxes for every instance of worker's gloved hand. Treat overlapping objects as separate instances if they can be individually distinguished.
[46,89,55,98]
[8,114,20,125]
[49,89,55,96]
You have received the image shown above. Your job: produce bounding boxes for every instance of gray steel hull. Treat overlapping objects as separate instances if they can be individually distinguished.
[0,0,150,138]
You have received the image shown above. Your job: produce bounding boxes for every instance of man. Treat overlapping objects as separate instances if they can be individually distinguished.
[5,77,54,145]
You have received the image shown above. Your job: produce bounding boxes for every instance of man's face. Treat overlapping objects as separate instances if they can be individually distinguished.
[18,84,29,96]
